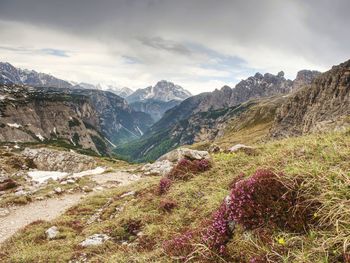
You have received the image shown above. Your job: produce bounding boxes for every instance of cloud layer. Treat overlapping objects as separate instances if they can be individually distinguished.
[0,0,349,93]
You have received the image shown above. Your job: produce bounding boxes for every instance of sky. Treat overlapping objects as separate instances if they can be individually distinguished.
[0,0,349,94]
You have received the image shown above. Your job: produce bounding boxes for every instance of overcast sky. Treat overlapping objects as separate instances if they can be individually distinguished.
[0,0,349,94]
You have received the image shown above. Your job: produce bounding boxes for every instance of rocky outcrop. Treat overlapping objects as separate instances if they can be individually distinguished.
[141,160,174,176]
[22,148,97,172]
[292,70,321,90]
[271,59,350,137]
[157,148,211,163]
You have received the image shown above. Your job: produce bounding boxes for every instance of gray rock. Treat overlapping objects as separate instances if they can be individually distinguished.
[80,234,110,247]
[54,187,63,194]
[157,148,211,163]
[228,144,256,155]
[46,226,59,240]
[141,160,174,176]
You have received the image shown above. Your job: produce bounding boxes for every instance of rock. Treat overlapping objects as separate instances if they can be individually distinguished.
[21,148,97,173]
[120,191,135,198]
[66,179,75,184]
[46,226,59,240]
[14,189,26,196]
[157,148,211,163]
[80,234,110,247]
[208,144,221,153]
[93,186,104,192]
[54,187,63,194]
[0,208,10,217]
[82,186,92,192]
[0,178,18,191]
[227,144,256,155]
[141,160,174,176]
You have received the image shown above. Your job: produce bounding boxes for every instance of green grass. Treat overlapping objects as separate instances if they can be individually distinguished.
[1,131,349,262]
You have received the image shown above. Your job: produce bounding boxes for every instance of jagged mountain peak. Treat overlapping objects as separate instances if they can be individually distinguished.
[126,80,192,103]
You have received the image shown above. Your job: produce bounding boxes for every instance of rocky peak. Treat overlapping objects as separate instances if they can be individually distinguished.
[126,80,192,103]
[0,61,73,89]
[292,69,321,90]
[271,59,350,137]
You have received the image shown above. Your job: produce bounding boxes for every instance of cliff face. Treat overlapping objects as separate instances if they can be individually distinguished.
[0,85,154,155]
[0,84,106,154]
[271,60,350,137]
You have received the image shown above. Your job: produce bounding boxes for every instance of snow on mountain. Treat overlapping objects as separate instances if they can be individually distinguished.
[126,80,192,103]
[0,62,73,89]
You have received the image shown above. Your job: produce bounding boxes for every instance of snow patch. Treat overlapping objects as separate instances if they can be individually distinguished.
[7,123,22,128]
[105,137,116,148]
[36,133,45,141]
[136,126,143,136]
[28,171,68,184]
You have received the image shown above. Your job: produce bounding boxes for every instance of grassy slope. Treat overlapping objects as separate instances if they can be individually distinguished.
[1,130,349,262]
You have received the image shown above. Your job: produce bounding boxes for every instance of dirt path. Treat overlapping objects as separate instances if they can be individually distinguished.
[0,169,142,244]
[0,193,84,244]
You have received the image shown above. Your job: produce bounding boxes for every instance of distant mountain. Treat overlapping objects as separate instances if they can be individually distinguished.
[0,84,154,155]
[129,99,182,121]
[271,60,350,137]
[116,71,299,162]
[0,62,74,89]
[126,80,191,103]
[106,86,133,98]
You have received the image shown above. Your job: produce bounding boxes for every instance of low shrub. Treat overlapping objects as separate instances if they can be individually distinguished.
[167,158,211,180]
[163,230,197,260]
[226,169,311,232]
[158,177,172,195]
[159,199,177,212]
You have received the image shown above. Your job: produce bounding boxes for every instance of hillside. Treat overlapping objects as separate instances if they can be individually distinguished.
[0,84,153,155]
[271,59,350,137]
[1,130,349,262]
[115,71,302,162]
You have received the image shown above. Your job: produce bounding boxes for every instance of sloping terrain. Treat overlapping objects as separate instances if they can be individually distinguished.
[271,59,350,137]
[115,71,297,162]
[1,130,349,262]
[0,85,154,155]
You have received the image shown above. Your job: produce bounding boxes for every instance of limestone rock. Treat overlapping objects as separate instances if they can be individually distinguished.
[141,160,174,176]
[80,234,110,247]
[228,144,256,155]
[46,226,59,240]
[157,148,211,163]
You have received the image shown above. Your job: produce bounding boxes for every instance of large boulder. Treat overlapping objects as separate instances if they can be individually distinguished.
[22,148,97,172]
[141,160,174,176]
[157,148,211,163]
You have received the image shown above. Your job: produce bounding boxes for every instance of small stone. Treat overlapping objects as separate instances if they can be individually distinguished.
[14,190,26,196]
[35,196,44,201]
[45,226,59,240]
[227,144,256,155]
[80,234,110,247]
[66,179,75,184]
[54,187,63,194]
[120,191,135,198]
[82,186,92,192]
[0,208,10,217]
[122,241,128,246]
[136,231,144,237]
[93,186,104,192]
[60,181,68,185]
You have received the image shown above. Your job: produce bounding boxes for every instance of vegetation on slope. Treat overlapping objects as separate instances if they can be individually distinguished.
[1,130,349,262]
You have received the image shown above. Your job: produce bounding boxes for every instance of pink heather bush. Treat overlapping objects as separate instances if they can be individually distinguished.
[226,169,309,232]
[163,231,196,260]
[167,158,211,180]
[158,177,172,195]
[202,202,234,254]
